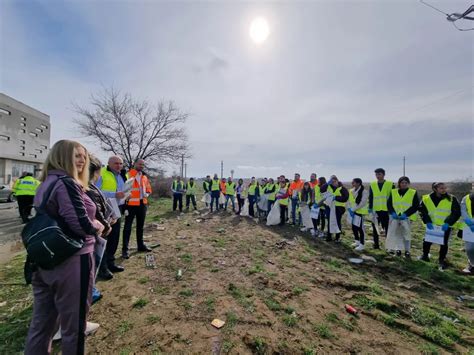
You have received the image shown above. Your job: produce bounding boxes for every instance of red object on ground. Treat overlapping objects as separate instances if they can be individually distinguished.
[345,304,358,315]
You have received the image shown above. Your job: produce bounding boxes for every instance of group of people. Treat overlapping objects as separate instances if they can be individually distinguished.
[23,140,154,354]
[197,169,473,274]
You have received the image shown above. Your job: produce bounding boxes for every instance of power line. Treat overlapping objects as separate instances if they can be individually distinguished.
[420,0,474,31]
[419,0,448,16]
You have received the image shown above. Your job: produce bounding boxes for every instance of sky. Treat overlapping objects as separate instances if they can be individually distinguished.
[1,0,473,182]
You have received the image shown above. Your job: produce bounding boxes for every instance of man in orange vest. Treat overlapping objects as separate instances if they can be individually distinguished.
[122,159,153,259]
[288,173,304,225]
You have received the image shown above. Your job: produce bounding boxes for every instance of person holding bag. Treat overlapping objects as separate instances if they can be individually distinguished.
[348,178,369,251]
[24,140,104,355]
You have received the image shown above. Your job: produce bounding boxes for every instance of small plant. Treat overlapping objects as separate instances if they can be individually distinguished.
[325,312,339,323]
[138,276,150,284]
[183,302,193,311]
[175,243,184,251]
[132,298,148,309]
[118,320,133,334]
[314,323,333,339]
[146,315,161,324]
[247,263,264,275]
[210,267,220,273]
[179,289,194,297]
[264,298,282,312]
[205,297,216,312]
[418,343,440,355]
[292,286,307,296]
[180,253,193,263]
[303,346,317,355]
[221,340,235,353]
[299,254,311,263]
[226,311,238,329]
[213,238,226,248]
[282,313,298,327]
[251,336,267,355]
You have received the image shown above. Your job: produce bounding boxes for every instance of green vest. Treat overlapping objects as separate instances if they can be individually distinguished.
[277,187,289,206]
[211,179,220,191]
[391,188,417,221]
[298,190,313,206]
[226,182,236,195]
[186,182,196,195]
[328,185,345,207]
[248,183,258,196]
[267,184,276,201]
[314,185,321,202]
[15,176,39,196]
[370,180,393,211]
[422,194,453,226]
[457,194,472,230]
[100,167,118,192]
[203,181,210,191]
[349,189,368,215]
[173,180,184,191]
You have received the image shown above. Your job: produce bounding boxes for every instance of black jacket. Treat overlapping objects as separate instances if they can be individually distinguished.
[86,183,112,235]
[419,192,461,226]
[387,188,419,217]
[320,183,349,204]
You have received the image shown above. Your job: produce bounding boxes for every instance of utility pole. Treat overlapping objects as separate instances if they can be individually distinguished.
[231,169,234,179]
[220,160,224,179]
[181,154,184,178]
[184,163,187,179]
[403,156,406,176]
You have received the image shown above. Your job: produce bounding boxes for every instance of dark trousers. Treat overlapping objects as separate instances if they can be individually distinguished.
[279,205,288,225]
[268,200,275,213]
[186,195,197,209]
[122,201,147,253]
[210,191,220,211]
[352,213,365,244]
[248,195,256,217]
[318,208,327,231]
[17,195,34,222]
[104,213,122,267]
[173,193,183,212]
[25,253,93,355]
[423,229,451,263]
[237,194,244,214]
[328,206,345,240]
[371,210,388,248]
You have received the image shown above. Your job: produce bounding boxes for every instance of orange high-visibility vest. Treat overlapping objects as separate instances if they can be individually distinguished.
[126,169,152,206]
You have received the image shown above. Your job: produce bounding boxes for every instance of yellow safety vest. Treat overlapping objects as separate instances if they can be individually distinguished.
[328,185,345,207]
[422,194,453,226]
[186,182,196,195]
[391,188,417,221]
[14,176,40,196]
[211,179,220,191]
[277,187,289,206]
[226,182,236,195]
[100,167,118,193]
[173,180,184,191]
[370,180,393,211]
[267,184,277,201]
[458,194,472,229]
[298,190,313,206]
[348,189,368,215]
[248,183,258,196]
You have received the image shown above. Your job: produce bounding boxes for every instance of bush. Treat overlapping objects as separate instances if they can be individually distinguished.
[151,177,173,198]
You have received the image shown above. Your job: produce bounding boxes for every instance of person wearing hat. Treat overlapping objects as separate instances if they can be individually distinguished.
[418,182,461,270]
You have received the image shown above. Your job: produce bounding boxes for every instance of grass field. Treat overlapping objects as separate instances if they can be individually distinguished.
[1,195,473,354]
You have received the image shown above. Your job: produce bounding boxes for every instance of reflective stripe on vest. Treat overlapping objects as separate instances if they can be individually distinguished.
[15,177,39,196]
[127,169,151,206]
[226,182,236,195]
[391,188,417,221]
[349,189,368,215]
[186,182,196,195]
[329,185,345,207]
[370,180,393,212]
[211,179,220,191]
[248,184,257,196]
[100,167,117,193]
[422,194,453,226]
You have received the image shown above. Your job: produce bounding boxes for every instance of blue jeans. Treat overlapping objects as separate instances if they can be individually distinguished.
[210,191,220,211]
[248,195,256,217]
[225,195,236,210]
[291,197,299,224]
[268,200,274,212]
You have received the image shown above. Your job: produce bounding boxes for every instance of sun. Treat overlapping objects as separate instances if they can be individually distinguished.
[249,17,269,44]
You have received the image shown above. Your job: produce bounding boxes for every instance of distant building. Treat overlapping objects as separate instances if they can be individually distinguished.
[0,93,50,185]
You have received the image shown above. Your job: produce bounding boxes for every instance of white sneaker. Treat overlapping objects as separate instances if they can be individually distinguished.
[300,227,308,232]
[352,241,360,248]
[462,266,473,274]
[310,229,316,237]
[354,244,365,252]
[52,322,100,341]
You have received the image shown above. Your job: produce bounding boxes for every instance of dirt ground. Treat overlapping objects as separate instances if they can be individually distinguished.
[84,204,474,355]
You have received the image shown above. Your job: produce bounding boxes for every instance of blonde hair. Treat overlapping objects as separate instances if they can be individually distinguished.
[40,140,90,187]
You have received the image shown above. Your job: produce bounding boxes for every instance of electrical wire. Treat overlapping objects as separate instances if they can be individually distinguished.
[419,0,474,31]
[419,0,449,16]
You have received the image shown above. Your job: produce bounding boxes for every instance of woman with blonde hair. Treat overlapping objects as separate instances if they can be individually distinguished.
[25,140,104,355]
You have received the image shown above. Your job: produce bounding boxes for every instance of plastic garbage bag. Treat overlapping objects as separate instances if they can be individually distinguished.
[327,199,341,234]
[201,193,211,204]
[371,212,381,235]
[240,199,249,217]
[310,204,320,220]
[219,193,226,205]
[258,194,269,212]
[385,219,411,251]
[266,203,281,226]
[300,204,313,229]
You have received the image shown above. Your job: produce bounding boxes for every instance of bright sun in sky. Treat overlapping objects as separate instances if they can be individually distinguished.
[249,17,269,44]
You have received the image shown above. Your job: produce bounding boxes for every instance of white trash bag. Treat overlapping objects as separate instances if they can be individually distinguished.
[240,199,250,217]
[310,204,320,220]
[266,203,281,226]
[219,193,226,205]
[326,198,341,234]
[300,204,314,229]
[385,219,411,251]
[201,193,211,204]
[258,194,269,212]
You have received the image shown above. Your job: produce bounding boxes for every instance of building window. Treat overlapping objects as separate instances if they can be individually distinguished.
[20,140,26,144]
[20,146,25,150]
[29,132,38,137]
[0,108,11,115]
[20,129,26,133]
[11,162,35,177]
[21,116,27,121]
[0,135,10,141]
[19,152,25,157]
[29,154,37,158]
[40,144,47,149]
[40,124,48,129]
[35,149,42,153]
[35,128,43,133]
[20,122,26,127]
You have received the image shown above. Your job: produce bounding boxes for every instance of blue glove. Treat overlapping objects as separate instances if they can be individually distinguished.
[427,223,434,230]
[464,218,473,226]
[441,223,449,232]
[390,212,398,219]
[349,208,355,217]
[368,208,373,214]
[470,224,474,232]
[399,213,407,220]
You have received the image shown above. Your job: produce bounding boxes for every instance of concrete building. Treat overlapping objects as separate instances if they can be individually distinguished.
[0,93,51,185]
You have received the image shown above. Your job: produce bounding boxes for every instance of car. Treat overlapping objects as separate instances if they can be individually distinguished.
[0,184,15,202]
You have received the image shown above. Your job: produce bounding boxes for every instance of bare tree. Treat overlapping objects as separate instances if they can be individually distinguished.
[74,87,190,168]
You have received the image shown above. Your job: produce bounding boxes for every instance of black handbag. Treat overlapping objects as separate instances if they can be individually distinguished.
[21,176,84,270]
